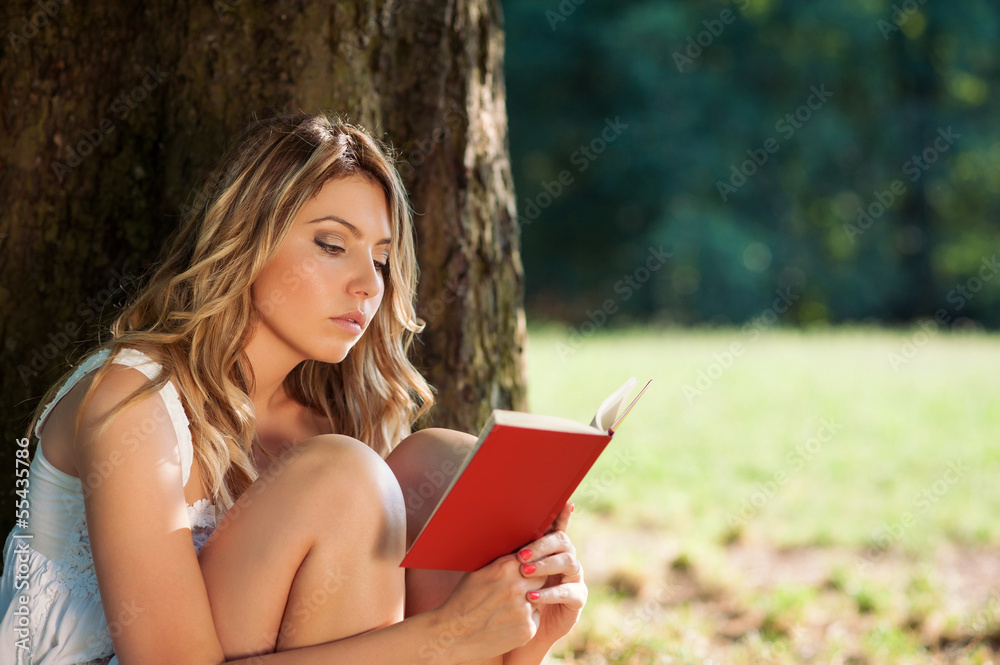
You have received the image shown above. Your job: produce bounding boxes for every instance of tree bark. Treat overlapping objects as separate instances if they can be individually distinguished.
[0,0,526,537]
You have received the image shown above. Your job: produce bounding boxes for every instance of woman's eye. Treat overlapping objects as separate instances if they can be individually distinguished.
[317,240,389,275]
[315,240,344,255]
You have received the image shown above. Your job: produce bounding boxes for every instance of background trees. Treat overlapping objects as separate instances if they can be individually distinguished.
[504,0,1000,328]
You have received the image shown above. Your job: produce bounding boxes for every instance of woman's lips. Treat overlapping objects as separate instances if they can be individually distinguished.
[330,317,362,335]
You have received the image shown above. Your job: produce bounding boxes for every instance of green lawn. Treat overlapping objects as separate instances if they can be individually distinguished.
[524,323,1000,664]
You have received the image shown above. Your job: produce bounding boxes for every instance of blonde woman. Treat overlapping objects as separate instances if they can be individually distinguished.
[0,113,587,665]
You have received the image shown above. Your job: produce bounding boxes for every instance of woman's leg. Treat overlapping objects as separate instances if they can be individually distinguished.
[384,427,477,617]
[385,428,503,665]
[197,434,407,659]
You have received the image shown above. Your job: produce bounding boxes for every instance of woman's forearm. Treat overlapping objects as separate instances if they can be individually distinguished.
[222,608,473,665]
[502,638,555,665]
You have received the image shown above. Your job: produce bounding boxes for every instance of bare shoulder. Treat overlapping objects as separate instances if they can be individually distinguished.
[74,362,181,480]
[75,361,164,433]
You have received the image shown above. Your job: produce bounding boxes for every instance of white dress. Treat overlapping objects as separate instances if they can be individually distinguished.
[0,347,218,665]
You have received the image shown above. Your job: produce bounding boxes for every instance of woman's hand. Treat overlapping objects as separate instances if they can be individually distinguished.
[430,552,548,662]
[429,502,586,664]
[511,501,587,651]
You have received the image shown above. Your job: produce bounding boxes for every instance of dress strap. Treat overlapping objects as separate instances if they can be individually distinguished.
[35,348,112,439]
[34,347,197,488]
[109,349,196,488]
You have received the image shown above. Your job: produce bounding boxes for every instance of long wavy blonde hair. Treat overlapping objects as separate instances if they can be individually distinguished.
[25,112,435,517]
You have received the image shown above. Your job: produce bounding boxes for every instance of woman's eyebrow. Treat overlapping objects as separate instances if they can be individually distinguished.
[308,215,392,246]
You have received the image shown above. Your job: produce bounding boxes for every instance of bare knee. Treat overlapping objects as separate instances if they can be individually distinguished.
[294,434,399,485]
[386,428,476,473]
[385,428,476,546]
[384,429,477,616]
[278,434,407,559]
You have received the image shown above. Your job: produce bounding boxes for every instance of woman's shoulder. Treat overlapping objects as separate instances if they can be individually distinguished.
[88,345,197,472]
[76,353,171,423]
[35,344,158,437]
[54,343,190,449]
[74,344,173,407]
[34,347,176,478]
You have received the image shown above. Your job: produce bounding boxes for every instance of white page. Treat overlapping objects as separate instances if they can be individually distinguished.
[589,376,638,432]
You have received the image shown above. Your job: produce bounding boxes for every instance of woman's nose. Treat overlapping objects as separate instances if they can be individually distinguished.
[350,255,381,299]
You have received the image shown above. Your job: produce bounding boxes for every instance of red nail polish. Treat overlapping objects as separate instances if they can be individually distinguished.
[528,591,541,600]
[523,563,536,575]
[519,549,532,561]
[569,502,575,513]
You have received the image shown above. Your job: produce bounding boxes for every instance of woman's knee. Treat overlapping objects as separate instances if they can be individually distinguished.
[293,433,398,486]
[268,434,406,550]
[385,428,476,543]
[306,433,404,499]
[386,428,476,474]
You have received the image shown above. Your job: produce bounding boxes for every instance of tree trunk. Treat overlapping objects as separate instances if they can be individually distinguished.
[0,0,526,537]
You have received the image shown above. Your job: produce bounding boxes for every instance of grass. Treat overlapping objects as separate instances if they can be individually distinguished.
[523,322,1000,664]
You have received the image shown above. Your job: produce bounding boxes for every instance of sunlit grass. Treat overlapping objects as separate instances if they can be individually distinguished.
[526,323,1000,550]
[524,323,1000,664]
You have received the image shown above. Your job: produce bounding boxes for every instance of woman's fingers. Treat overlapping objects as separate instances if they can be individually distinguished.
[525,581,588,609]
[519,551,584,582]
[546,501,574,534]
[518,528,576,566]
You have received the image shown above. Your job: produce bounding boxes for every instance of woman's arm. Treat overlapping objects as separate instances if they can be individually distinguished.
[222,610,468,665]
[78,365,540,665]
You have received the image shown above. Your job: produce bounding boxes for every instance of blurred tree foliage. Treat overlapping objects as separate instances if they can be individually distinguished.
[502,0,1000,328]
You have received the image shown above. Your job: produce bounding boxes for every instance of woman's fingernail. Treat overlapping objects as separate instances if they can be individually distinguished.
[528,591,541,600]
[519,549,532,561]
[569,502,575,513]
[523,563,536,575]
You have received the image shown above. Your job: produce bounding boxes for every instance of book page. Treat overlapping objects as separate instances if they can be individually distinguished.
[590,376,638,432]
[492,410,601,434]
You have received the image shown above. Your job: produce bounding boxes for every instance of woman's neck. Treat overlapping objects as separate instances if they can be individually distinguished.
[243,324,307,419]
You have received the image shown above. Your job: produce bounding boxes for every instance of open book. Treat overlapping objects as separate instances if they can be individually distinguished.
[400,377,652,571]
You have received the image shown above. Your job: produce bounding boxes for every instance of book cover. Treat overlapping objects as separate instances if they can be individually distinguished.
[400,377,651,571]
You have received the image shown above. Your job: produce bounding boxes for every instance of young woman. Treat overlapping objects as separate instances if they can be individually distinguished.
[0,113,587,664]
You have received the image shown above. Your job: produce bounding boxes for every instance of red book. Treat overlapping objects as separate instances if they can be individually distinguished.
[400,377,651,571]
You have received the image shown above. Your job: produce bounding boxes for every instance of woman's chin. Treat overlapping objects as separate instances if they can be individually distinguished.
[312,346,353,365]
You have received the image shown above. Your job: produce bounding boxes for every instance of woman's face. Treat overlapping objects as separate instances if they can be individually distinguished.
[250,174,393,365]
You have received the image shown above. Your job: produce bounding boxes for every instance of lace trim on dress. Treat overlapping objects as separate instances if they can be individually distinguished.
[188,497,219,555]
[43,501,217,663]
[50,515,115,659]
[57,515,99,600]
[188,497,217,529]
[53,500,218,598]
